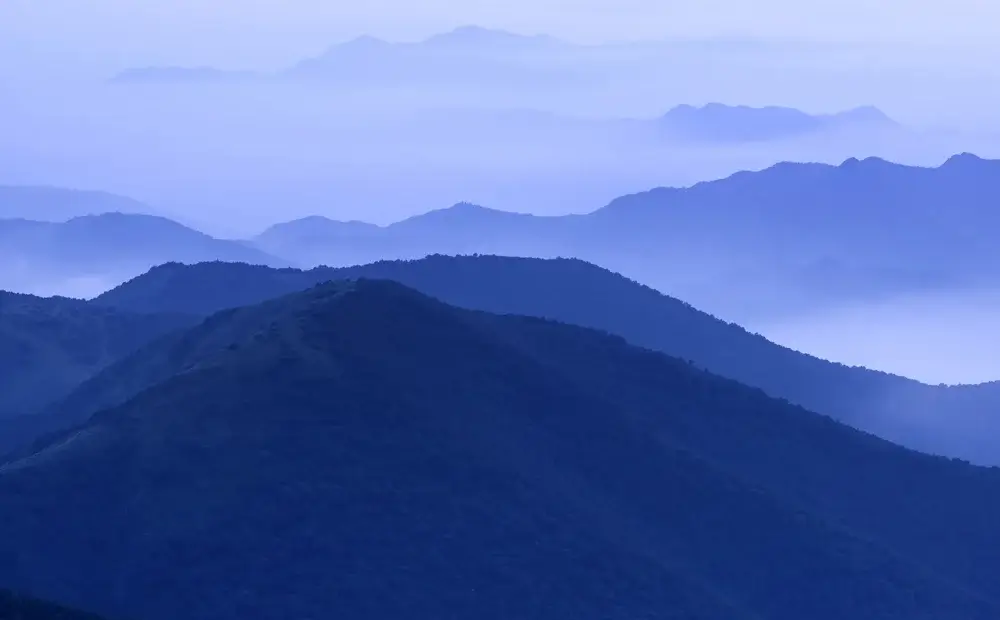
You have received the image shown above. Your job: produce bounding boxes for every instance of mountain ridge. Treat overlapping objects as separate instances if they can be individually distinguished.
[242,153,1000,321]
[0,287,194,422]
[85,255,1000,464]
[0,211,288,297]
[0,185,155,222]
[658,103,897,142]
[5,278,1000,619]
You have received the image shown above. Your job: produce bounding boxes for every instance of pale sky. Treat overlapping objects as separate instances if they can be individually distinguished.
[2,0,998,74]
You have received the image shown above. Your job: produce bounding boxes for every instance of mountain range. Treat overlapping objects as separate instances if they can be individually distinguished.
[0,290,192,422]
[0,185,154,221]
[5,274,1000,619]
[0,212,285,297]
[658,103,897,143]
[249,153,1000,319]
[2,152,997,320]
[111,26,576,88]
[3,153,997,320]
[0,255,989,466]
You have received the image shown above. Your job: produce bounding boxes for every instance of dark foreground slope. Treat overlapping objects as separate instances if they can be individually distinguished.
[92,256,1000,463]
[0,290,193,420]
[0,590,110,620]
[4,280,1000,620]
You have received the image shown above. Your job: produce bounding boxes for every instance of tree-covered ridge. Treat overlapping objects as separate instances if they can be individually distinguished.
[91,255,1000,463]
[0,290,194,420]
[3,280,1000,619]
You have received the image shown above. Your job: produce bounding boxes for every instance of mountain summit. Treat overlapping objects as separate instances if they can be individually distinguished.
[4,279,1000,619]
[659,103,896,142]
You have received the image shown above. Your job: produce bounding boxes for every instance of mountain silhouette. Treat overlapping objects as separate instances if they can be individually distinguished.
[0,290,192,422]
[658,103,896,143]
[0,212,287,296]
[87,255,1000,464]
[5,279,1000,620]
[421,25,562,50]
[284,27,572,87]
[247,154,1000,319]
[0,186,154,221]
[254,216,383,265]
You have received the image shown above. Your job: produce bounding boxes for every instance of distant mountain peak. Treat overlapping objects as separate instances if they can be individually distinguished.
[659,102,896,143]
[838,155,893,168]
[397,202,534,227]
[0,185,155,222]
[256,215,381,240]
[666,103,801,115]
[335,34,391,50]
[827,105,896,126]
[422,25,559,47]
[345,34,387,45]
[943,152,985,166]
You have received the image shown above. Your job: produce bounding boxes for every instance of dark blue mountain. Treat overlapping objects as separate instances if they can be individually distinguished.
[4,279,1000,620]
[0,589,110,619]
[86,255,1000,464]
[0,289,193,421]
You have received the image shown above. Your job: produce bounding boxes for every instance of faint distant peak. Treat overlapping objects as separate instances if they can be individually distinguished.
[665,102,809,119]
[442,201,531,217]
[943,152,987,167]
[422,25,561,48]
[413,201,498,218]
[659,102,896,143]
[260,216,380,236]
[825,105,896,125]
[662,103,817,124]
[393,202,533,230]
[65,211,165,223]
[61,211,206,234]
[327,34,392,53]
[838,155,894,168]
[841,105,889,119]
[294,35,394,69]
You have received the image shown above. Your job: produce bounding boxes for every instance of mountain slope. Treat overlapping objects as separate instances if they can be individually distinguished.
[244,155,1000,319]
[252,203,572,269]
[4,280,1000,620]
[286,26,571,85]
[0,185,153,222]
[0,589,110,620]
[658,103,896,143]
[592,153,1000,281]
[0,290,193,421]
[0,213,287,296]
[91,255,1000,464]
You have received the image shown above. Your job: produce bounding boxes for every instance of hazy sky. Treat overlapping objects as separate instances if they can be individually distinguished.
[2,0,998,74]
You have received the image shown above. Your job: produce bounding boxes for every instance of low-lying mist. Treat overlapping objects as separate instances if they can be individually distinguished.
[751,289,1000,385]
